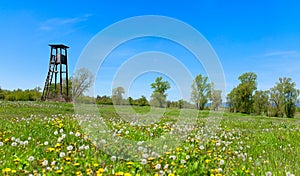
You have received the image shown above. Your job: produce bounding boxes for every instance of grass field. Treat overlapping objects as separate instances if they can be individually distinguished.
[0,101,299,175]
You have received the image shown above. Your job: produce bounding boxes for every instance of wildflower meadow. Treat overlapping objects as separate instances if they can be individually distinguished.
[0,101,299,175]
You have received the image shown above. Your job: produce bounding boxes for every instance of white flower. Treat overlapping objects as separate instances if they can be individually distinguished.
[110,156,116,162]
[180,159,186,164]
[23,140,29,145]
[169,155,176,160]
[218,168,223,173]
[61,134,66,138]
[15,138,20,143]
[42,160,48,166]
[59,129,64,133]
[59,152,66,158]
[28,137,32,140]
[199,145,204,150]
[54,131,58,135]
[216,142,221,146]
[69,131,74,135]
[84,145,89,150]
[0,142,3,147]
[164,164,169,169]
[44,141,49,146]
[266,171,272,176]
[155,164,161,170]
[219,159,225,165]
[125,131,129,135]
[11,142,17,146]
[28,156,35,162]
[67,145,73,151]
[11,137,15,141]
[140,159,147,165]
[75,132,81,137]
[51,161,56,166]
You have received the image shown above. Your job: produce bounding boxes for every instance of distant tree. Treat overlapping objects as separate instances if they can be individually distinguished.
[71,68,94,101]
[253,90,269,115]
[227,72,257,114]
[210,89,222,111]
[96,95,113,105]
[112,86,125,105]
[191,74,211,110]
[269,77,299,118]
[150,77,171,108]
[136,96,149,106]
[127,97,133,105]
[178,99,184,109]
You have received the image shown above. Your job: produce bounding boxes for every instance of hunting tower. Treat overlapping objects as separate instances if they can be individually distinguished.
[41,44,69,101]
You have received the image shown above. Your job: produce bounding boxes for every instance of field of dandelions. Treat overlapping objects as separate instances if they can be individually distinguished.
[0,101,299,176]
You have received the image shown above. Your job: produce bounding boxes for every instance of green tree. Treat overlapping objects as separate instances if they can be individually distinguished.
[210,89,222,111]
[150,77,171,108]
[269,77,299,118]
[253,90,269,115]
[112,86,125,105]
[136,96,149,106]
[191,74,211,110]
[71,68,94,101]
[227,72,257,114]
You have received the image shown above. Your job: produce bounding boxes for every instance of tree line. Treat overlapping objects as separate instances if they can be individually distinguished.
[227,72,299,118]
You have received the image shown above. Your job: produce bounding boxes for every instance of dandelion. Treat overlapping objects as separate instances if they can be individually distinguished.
[155,164,161,169]
[199,145,204,150]
[67,145,73,151]
[110,156,116,162]
[169,155,176,160]
[218,168,223,173]
[266,171,272,176]
[59,152,66,158]
[28,156,34,162]
[140,159,147,165]
[42,160,48,166]
[11,142,17,146]
[44,141,49,145]
[23,140,29,145]
[75,132,81,137]
[54,131,58,135]
[219,159,225,165]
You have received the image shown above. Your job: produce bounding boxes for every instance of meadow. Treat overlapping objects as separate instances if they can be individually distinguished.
[0,101,299,176]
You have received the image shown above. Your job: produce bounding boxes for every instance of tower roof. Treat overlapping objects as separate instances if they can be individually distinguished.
[49,44,69,49]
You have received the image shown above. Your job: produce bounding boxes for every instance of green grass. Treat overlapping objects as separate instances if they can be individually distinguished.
[0,101,299,175]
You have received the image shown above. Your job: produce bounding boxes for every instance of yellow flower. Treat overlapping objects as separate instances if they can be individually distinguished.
[124,173,131,176]
[56,170,63,174]
[93,163,99,167]
[115,172,124,176]
[65,157,71,161]
[205,159,211,164]
[2,168,11,173]
[11,170,16,173]
[55,143,61,147]
[73,163,80,167]
[126,161,133,165]
[97,168,104,173]
[168,174,174,176]
[47,147,55,152]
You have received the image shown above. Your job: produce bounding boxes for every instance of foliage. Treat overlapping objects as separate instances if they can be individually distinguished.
[253,90,269,115]
[71,68,94,100]
[150,77,171,107]
[0,87,41,101]
[96,95,113,105]
[227,72,257,114]
[269,77,299,118]
[112,86,125,105]
[191,74,211,110]
[210,88,222,111]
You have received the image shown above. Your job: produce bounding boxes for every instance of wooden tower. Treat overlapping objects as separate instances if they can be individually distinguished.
[41,44,69,101]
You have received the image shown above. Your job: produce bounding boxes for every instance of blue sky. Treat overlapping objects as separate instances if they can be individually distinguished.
[0,1,300,101]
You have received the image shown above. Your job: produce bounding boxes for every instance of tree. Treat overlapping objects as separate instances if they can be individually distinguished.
[136,96,149,106]
[253,90,269,115]
[227,72,257,114]
[150,77,171,108]
[269,77,299,118]
[210,89,222,111]
[191,74,211,110]
[71,68,94,101]
[112,86,125,105]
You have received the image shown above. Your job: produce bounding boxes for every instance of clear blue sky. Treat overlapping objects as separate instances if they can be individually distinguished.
[1,0,300,101]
